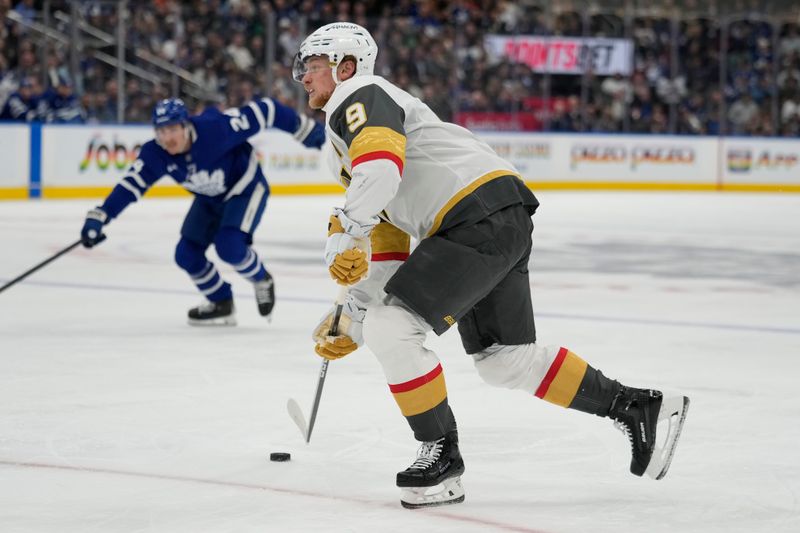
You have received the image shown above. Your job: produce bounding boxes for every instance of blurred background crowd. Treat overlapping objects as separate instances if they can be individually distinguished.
[1,0,799,136]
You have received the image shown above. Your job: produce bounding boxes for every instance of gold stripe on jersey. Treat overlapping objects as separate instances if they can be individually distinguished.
[370,222,411,261]
[348,126,407,171]
[426,169,522,237]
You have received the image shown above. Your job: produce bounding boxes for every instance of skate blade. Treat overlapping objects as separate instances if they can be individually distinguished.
[400,476,465,509]
[645,395,690,480]
[187,316,237,327]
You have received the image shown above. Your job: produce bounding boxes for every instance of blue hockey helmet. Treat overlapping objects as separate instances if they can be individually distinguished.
[152,98,188,128]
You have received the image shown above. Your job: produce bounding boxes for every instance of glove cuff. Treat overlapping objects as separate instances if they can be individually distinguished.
[343,292,367,322]
[293,114,315,142]
[87,207,108,224]
[331,207,375,238]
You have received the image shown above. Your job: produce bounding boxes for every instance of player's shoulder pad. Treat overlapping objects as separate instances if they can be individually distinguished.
[188,109,223,133]
[329,83,406,144]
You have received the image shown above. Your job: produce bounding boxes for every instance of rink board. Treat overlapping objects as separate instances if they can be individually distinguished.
[2,125,799,198]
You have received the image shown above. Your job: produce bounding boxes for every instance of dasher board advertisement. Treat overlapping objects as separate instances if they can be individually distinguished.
[0,124,31,189]
[722,138,800,185]
[41,125,152,188]
[39,125,326,191]
[478,133,718,185]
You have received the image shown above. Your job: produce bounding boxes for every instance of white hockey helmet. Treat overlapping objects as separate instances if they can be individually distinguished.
[292,22,378,84]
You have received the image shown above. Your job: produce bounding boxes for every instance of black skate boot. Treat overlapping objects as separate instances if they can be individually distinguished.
[609,387,690,480]
[187,298,236,326]
[254,273,275,318]
[397,430,465,509]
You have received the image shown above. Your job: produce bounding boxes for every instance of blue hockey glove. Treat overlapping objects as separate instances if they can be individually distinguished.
[294,114,326,149]
[80,207,108,248]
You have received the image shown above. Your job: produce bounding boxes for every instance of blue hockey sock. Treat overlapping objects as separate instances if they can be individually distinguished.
[190,261,233,302]
[231,248,267,282]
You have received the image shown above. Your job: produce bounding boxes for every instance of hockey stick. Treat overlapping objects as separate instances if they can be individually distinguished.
[287,285,348,443]
[0,238,87,294]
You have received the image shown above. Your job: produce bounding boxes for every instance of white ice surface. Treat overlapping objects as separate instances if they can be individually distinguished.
[1,192,799,532]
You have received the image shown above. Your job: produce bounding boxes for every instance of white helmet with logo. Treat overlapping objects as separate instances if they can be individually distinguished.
[293,22,378,84]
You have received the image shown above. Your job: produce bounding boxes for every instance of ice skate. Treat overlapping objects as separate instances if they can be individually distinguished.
[610,387,689,480]
[397,430,465,509]
[187,298,236,326]
[254,273,275,318]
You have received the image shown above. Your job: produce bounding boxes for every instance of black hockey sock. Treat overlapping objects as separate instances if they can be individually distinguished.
[567,366,622,417]
[406,402,457,442]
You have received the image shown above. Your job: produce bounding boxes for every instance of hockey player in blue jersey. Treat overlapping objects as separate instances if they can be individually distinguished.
[79,97,325,325]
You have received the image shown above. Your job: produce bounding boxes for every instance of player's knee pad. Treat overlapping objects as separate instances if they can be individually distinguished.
[174,238,207,274]
[363,304,428,357]
[473,343,560,391]
[363,303,440,384]
[214,228,249,265]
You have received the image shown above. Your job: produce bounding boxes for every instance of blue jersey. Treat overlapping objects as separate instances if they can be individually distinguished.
[38,88,85,123]
[0,91,37,121]
[100,98,320,219]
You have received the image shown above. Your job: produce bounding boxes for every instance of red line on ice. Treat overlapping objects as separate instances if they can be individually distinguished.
[0,459,551,533]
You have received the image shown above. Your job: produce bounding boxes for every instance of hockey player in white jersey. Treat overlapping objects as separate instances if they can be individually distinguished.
[295,22,689,508]
[80,97,325,325]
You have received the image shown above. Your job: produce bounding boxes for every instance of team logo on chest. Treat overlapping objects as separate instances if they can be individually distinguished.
[183,164,227,196]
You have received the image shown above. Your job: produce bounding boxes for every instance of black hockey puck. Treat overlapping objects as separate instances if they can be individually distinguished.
[270,452,291,462]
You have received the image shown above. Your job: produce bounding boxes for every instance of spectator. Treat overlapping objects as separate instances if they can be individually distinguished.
[0,75,37,120]
[600,72,632,122]
[11,0,34,25]
[550,98,577,132]
[781,93,800,124]
[38,74,85,123]
[2,0,795,135]
[226,31,254,70]
[0,50,16,110]
[728,93,760,134]
[780,24,800,58]
[277,18,301,65]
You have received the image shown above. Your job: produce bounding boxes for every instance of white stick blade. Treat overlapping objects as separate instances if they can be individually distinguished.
[286,398,309,442]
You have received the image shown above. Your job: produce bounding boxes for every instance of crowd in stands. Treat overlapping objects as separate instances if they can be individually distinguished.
[1,0,799,136]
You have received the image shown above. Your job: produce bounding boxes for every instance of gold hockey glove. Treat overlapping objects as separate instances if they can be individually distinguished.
[312,293,366,360]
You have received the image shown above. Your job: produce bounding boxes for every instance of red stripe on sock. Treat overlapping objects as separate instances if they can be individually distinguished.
[389,363,443,393]
[535,347,568,398]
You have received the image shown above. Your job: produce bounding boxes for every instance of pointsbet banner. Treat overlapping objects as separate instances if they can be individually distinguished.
[484,35,634,76]
[40,125,325,191]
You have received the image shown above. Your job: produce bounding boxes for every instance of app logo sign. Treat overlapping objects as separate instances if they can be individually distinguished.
[80,135,143,172]
[727,148,798,173]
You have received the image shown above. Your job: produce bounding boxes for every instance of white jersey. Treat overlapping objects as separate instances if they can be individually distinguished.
[322,75,521,240]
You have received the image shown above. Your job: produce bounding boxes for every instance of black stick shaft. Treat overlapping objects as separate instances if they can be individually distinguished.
[0,239,83,294]
[305,288,347,443]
